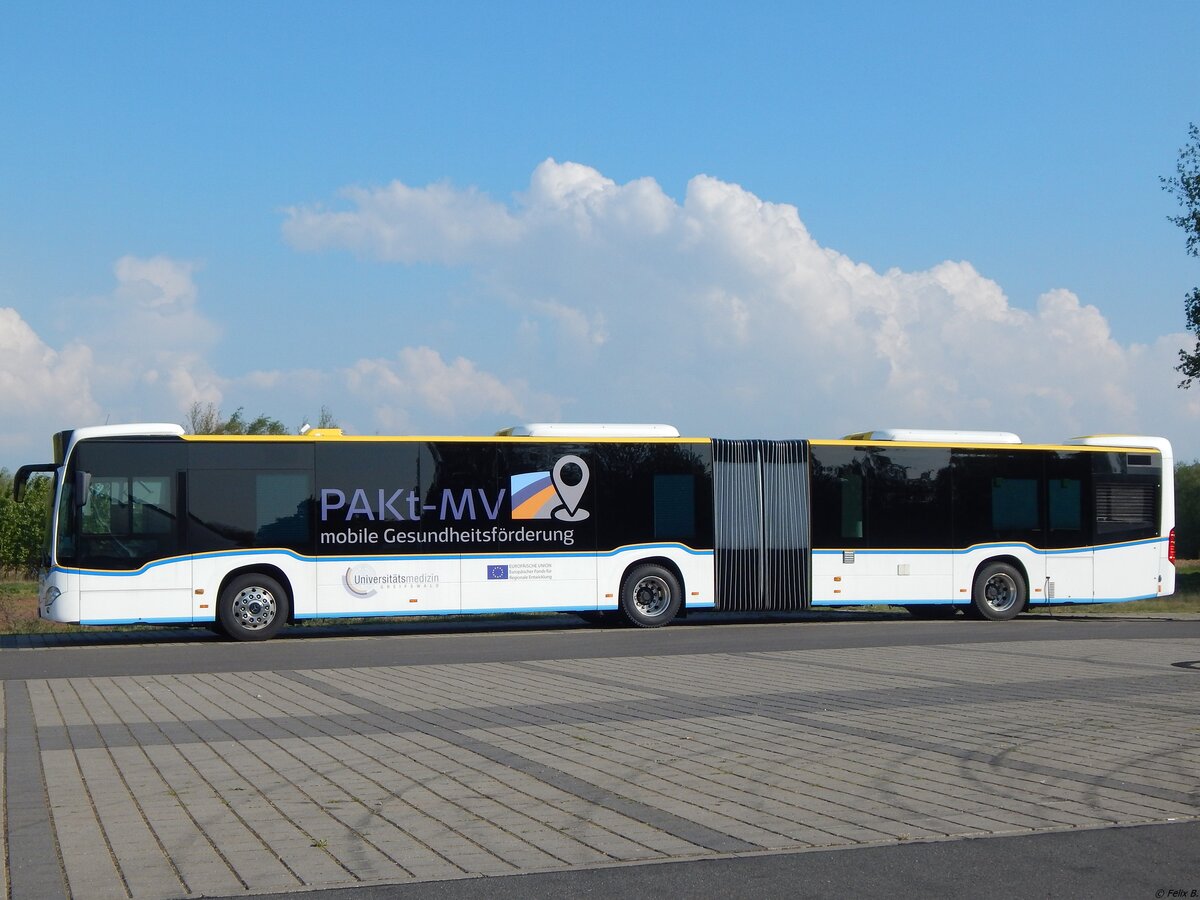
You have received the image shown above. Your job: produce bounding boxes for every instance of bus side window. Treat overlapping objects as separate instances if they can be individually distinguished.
[840,473,864,539]
[1048,478,1082,532]
[654,473,695,540]
[991,477,1038,531]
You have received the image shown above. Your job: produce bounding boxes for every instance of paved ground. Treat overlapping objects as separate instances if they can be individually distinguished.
[3,625,1199,898]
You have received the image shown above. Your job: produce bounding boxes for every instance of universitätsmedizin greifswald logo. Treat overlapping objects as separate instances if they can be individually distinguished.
[344,563,379,597]
[343,564,440,597]
[510,455,590,522]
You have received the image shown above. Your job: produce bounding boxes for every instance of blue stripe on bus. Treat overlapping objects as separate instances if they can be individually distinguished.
[79,616,196,625]
[291,600,719,621]
[811,537,1166,557]
[53,542,714,576]
[812,591,1162,607]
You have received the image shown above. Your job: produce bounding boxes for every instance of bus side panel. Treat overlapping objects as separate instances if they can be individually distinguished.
[1042,549,1092,602]
[78,559,193,625]
[596,546,716,611]
[811,550,953,605]
[460,553,596,612]
[315,555,461,618]
[1093,540,1164,602]
[952,545,1045,605]
[1161,544,1176,596]
[192,551,318,621]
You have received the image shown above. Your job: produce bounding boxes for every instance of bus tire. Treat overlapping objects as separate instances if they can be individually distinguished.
[971,563,1026,621]
[620,564,682,628]
[219,573,289,641]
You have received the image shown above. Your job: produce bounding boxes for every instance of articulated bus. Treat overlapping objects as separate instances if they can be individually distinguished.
[13,423,1174,640]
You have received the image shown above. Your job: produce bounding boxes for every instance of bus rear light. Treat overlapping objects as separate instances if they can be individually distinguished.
[1169,528,1176,564]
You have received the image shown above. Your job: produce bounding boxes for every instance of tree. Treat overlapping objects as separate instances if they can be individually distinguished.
[315,405,337,429]
[1163,123,1200,385]
[1175,461,1200,559]
[0,469,51,576]
[186,402,289,435]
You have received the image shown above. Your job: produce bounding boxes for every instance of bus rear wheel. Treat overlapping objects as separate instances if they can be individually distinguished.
[970,563,1026,621]
[219,573,289,641]
[620,564,682,628]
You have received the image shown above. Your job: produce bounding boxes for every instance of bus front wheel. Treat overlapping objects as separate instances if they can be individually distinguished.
[219,573,290,641]
[620,565,682,628]
[971,563,1026,621]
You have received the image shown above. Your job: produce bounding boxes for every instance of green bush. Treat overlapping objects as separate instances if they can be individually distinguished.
[1176,461,1200,558]
[0,469,51,576]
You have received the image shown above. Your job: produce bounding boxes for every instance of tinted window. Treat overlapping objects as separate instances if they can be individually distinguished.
[187,443,314,553]
[1046,451,1089,548]
[809,445,868,548]
[953,450,1044,547]
[864,447,951,548]
[809,445,951,548]
[654,474,696,540]
[189,470,313,552]
[63,440,186,570]
[1092,452,1160,544]
[593,443,711,550]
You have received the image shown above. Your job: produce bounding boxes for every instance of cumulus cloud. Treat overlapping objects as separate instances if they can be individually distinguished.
[0,253,551,466]
[0,308,98,449]
[113,255,199,309]
[87,255,226,417]
[283,159,1197,450]
[6,161,1194,468]
[282,181,519,265]
[342,346,557,432]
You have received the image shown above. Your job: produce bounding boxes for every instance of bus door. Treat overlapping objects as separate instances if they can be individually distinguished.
[1091,451,1162,603]
[73,454,193,625]
[1042,452,1092,603]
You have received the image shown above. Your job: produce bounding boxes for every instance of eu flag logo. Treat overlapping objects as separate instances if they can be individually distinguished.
[487,565,509,580]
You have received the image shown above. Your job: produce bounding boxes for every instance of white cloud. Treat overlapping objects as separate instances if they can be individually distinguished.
[285,159,1200,453]
[88,255,226,419]
[5,162,1196,470]
[0,309,98,451]
[343,346,557,430]
[282,180,519,265]
[113,255,199,309]
[0,253,555,467]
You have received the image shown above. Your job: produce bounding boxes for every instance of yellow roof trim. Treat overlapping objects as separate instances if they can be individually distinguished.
[810,438,1161,454]
[182,433,711,445]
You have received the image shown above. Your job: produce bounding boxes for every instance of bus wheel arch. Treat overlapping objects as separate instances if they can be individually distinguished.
[619,558,684,628]
[970,557,1028,621]
[217,566,292,641]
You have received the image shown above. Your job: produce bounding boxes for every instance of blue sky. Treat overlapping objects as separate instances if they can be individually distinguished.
[2,1,1199,467]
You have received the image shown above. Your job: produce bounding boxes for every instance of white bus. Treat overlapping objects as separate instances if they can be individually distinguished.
[13,424,1174,640]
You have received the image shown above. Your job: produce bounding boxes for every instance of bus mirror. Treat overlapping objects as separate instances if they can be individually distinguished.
[75,471,92,506]
[13,463,55,502]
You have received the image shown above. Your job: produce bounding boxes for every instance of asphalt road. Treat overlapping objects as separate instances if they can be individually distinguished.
[209,820,1200,900]
[4,608,1199,680]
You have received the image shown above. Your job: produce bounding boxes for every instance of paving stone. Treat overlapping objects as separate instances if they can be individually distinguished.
[3,635,1197,898]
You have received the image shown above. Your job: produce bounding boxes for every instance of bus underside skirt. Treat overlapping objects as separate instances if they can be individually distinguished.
[712,439,810,612]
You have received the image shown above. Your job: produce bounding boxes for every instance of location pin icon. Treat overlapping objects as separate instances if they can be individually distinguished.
[552,455,590,521]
